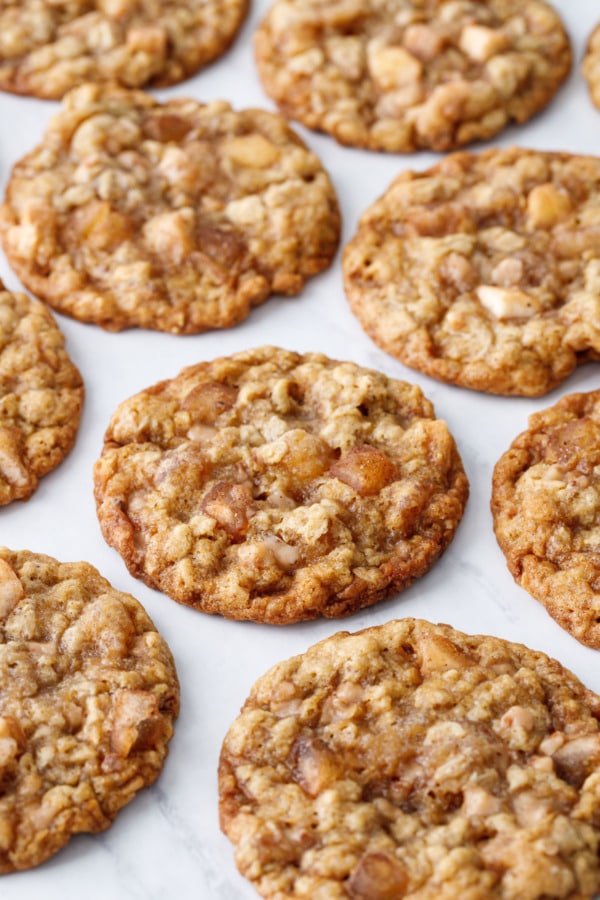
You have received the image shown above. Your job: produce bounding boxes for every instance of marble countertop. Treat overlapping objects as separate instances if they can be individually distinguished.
[1,2,599,898]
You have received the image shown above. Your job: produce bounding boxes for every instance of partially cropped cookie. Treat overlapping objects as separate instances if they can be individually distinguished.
[220,617,600,899]
[0,0,248,100]
[0,547,179,872]
[254,0,571,152]
[344,146,600,396]
[93,347,468,624]
[582,23,600,110]
[0,282,83,505]
[0,84,341,334]
[492,390,600,649]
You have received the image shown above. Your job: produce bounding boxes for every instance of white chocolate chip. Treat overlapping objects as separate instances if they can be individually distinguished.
[459,24,508,62]
[476,285,541,319]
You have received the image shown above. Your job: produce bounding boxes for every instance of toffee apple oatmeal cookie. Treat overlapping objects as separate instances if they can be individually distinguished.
[93,347,469,624]
[219,617,600,899]
[582,22,600,111]
[0,84,341,334]
[254,0,571,153]
[0,0,249,100]
[492,390,600,650]
[0,281,83,505]
[343,146,600,396]
[0,547,179,872]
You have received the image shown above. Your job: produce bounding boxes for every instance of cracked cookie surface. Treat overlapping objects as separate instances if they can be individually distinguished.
[0,0,248,99]
[93,346,468,624]
[492,390,600,649]
[343,146,600,396]
[219,617,600,899]
[0,547,179,872]
[0,281,83,505]
[254,0,571,152]
[0,84,341,334]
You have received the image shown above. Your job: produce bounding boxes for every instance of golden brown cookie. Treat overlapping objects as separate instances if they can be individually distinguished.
[0,84,341,334]
[0,0,248,100]
[0,281,83,505]
[254,0,571,152]
[582,22,600,110]
[220,617,600,899]
[0,547,179,873]
[343,146,600,396]
[492,390,600,649]
[93,346,468,624]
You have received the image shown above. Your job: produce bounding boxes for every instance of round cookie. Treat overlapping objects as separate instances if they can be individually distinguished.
[93,346,469,624]
[0,84,341,334]
[219,617,600,899]
[0,0,249,100]
[343,146,600,397]
[582,23,600,111]
[0,281,83,505]
[254,0,571,153]
[492,390,600,649]
[0,547,179,872]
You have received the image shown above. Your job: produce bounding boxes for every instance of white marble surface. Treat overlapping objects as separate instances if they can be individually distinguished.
[1,1,599,897]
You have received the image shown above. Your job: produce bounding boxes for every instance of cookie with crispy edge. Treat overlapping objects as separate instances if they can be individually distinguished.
[93,346,468,624]
[0,84,341,334]
[220,616,600,899]
[254,0,571,153]
[343,146,600,396]
[0,281,83,505]
[492,389,600,649]
[582,22,600,111]
[0,547,179,873]
[0,0,249,100]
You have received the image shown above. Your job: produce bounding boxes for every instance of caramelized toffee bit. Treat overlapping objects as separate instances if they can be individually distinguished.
[330,445,396,496]
[200,482,255,541]
[94,346,468,623]
[182,382,238,423]
[219,618,600,898]
[348,852,409,899]
[109,689,166,757]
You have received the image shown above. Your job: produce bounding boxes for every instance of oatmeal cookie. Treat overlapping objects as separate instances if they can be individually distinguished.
[582,23,600,111]
[0,0,248,100]
[0,84,341,334]
[254,0,571,153]
[93,346,468,624]
[343,146,600,396]
[0,281,83,505]
[0,547,179,872]
[219,617,600,899]
[492,390,600,649]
